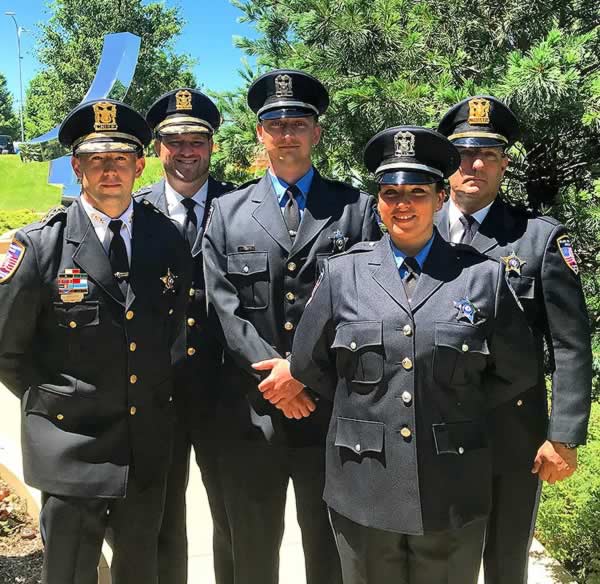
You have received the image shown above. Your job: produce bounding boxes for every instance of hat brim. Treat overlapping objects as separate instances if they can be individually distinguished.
[259,107,317,120]
[377,170,441,186]
[452,137,507,148]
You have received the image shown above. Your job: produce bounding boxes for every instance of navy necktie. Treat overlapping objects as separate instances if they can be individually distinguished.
[108,220,129,294]
[283,184,301,238]
[402,256,420,301]
[459,214,477,245]
[181,198,198,248]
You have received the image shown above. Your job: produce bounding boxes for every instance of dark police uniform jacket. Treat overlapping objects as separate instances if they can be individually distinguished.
[0,198,192,497]
[290,233,538,535]
[435,199,592,468]
[134,177,235,432]
[202,170,381,447]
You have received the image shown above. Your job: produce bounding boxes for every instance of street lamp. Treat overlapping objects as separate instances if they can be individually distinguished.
[5,11,27,142]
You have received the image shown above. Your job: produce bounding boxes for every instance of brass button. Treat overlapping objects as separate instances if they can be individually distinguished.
[286,292,295,301]
[189,288,195,297]
[350,341,357,351]
[403,324,412,336]
[187,347,196,356]
[242,265,249,273]
[187,318,196,327]
[56,413,64,421]
[517,399,523,407]
[126,310,134,320]
[130,374,138,384]
[402,357,413,371]
[169,396,173,402]
[355,444,361,452]
[129,342,137,352]
[168,308,174,315]
[284,322,294,331]
[129,406,137,416]
[462,343,469,352]
[69,321,77,329]
[400,426,412,438]
[401,391,412,404]
[458,446,465,455]
[287,262,297,272]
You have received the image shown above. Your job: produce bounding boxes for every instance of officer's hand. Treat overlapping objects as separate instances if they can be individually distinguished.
[275,390,316,420]
[252,358,305,403]
[531,440,577,484]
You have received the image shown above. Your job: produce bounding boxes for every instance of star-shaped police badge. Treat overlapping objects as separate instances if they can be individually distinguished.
[500,251,526,275]
[329,229,348,253]
[160,268,178,294]
[454,297,478,324]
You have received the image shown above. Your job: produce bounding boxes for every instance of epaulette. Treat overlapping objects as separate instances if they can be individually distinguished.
[132,186,153,199]
[235,177,261,191]
[42,205,67,224]
[138,198,162,214]
[330,241,378,260]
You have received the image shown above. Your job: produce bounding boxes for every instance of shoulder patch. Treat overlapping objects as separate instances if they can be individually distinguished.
[556,235,579,274]
[0,239,26,283]
[42,205,67,224]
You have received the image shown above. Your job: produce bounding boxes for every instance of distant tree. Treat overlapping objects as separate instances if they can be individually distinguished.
[0,73,19,138]
[24,0,196,137]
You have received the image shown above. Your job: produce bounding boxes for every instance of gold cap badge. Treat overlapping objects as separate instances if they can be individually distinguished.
[175,90,193,111]
[275,74,293,98]
[93,102,118,131]
[468,98,491,125]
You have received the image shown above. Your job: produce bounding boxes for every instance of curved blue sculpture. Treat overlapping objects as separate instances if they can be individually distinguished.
[21,32,141,201]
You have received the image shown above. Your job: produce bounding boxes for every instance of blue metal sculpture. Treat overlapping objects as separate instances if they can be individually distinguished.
[21,32,141,201]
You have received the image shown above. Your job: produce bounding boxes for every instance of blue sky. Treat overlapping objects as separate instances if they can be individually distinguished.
[0,0,257,110]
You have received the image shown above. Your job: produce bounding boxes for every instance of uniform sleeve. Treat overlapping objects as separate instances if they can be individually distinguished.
[362,194,383,241]
[290,260,337,400]
[202,198,280,383]
[0,231,43,399]
[485,264,538,408]
[541,225,592,444]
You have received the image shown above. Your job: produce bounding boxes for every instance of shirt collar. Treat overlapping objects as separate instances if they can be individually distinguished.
[164,179,209,214]
[448,197,494,228]
[80,195,134,238]
[268,166,314,206]
[390,233,435,271]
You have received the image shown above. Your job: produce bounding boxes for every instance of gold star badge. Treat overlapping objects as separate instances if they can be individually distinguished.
[160,268,178,293]
[500,251,526,275]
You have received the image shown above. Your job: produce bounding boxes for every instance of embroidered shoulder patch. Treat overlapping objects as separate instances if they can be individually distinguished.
[0,239,26,283]
[556,235,579,275]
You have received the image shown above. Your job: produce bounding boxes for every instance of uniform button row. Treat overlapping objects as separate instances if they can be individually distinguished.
[287,262,297,272]
[130,406,137,416]
[399,426,412,438]
[401,391,412,404]
[189,288,195,297]
[126,310,134,320]
[187,347,196,356]
[284,322,294,331]
[130,374,138,384]
[403,324,412,336]
[129,342,136,352]
[286,292,296,302]
[187,317,196,327]
[402,357,413,370]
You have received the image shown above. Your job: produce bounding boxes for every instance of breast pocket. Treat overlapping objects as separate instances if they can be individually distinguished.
[334,417,385,462]
[53,301,100,360]
[332,321,384,393]
[510,275,535,301]
[227,252,270,310]
[433,322,490,387]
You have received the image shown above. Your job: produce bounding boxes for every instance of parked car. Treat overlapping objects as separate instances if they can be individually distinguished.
[0,135,15,154]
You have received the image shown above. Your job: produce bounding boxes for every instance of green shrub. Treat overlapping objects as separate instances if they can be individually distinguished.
[0,210,40,233]
[536,403,600,583]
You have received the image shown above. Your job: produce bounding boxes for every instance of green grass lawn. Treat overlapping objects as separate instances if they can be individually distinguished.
[0,155,164,213]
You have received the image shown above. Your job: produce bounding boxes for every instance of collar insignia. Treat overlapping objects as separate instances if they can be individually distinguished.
[93,101,118,131]
[175,89,193,111]
[160,267,178,294]
[394,131,416,157]
[468,98,490,125]
[454,297,479,324]
[274,74,293,98]
[500,251,526,275]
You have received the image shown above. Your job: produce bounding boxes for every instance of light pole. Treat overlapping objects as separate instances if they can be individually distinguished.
[5,11,27,142]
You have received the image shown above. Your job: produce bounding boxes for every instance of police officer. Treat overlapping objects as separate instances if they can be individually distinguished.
[202,69,381,584]
[291,126,538,584]
[436,96,593,584]
[135,88,235,584]
[0,99,192,584]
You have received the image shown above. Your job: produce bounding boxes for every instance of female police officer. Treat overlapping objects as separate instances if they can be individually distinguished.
[290,126,537,584]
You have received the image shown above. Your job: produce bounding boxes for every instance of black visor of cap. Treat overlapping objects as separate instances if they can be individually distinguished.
[259,106,316,121]
[452,136,507,149]
[377,170,441,185]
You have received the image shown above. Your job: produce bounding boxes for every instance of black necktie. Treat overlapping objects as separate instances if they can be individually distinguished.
[283,185,301,238]
[181,198,198,248]
[459,214,477,245]
[402,257,421,302]
[108,220,129,294]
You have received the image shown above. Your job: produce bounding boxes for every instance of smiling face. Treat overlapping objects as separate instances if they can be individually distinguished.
[72,151,144,213]
[155,132,213,195]
[377,183,444,255]
[448,147,508,214]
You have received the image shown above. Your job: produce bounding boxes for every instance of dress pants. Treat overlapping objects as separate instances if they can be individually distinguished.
[40,473,166,584]
[158,422,232,584]
[218,439,342,584]
[330,508,486,584]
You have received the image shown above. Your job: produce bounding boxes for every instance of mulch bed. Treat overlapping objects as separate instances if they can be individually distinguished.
[0,477,43,584]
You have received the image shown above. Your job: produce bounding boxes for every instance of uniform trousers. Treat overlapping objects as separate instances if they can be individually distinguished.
[158,421,232,584]
[330,508,486,584]
[40,473,166,584]
[218,439,342,584]
[482,470,541,584]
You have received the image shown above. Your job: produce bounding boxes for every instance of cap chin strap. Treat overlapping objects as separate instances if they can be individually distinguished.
[156,115,215,134]
[448,131,508,143]
[72,131,143,150]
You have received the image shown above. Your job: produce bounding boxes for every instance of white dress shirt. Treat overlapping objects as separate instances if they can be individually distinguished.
[448,198,494,243]
[80,196,134,262]
[164,179,209,228]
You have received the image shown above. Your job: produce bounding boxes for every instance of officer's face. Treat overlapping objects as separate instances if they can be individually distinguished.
[72,152,144,208]
[155,133,213,185]
[448,147,508,212]
[377,184,444,252]
[257,116,321,167]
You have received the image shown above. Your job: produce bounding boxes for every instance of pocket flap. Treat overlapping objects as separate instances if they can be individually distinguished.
[54,301,99,328]
[432,421,487,455]
[227,252,268,276]
[434,322,489,355]
[334,417,385,454]
[332,321,383,351]
[510,275,535,300]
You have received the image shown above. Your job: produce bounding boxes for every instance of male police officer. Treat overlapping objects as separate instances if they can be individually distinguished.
[436,96,593,584]
[0,99,192,584]
[202,69,381,584]
[135,88,235,584]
